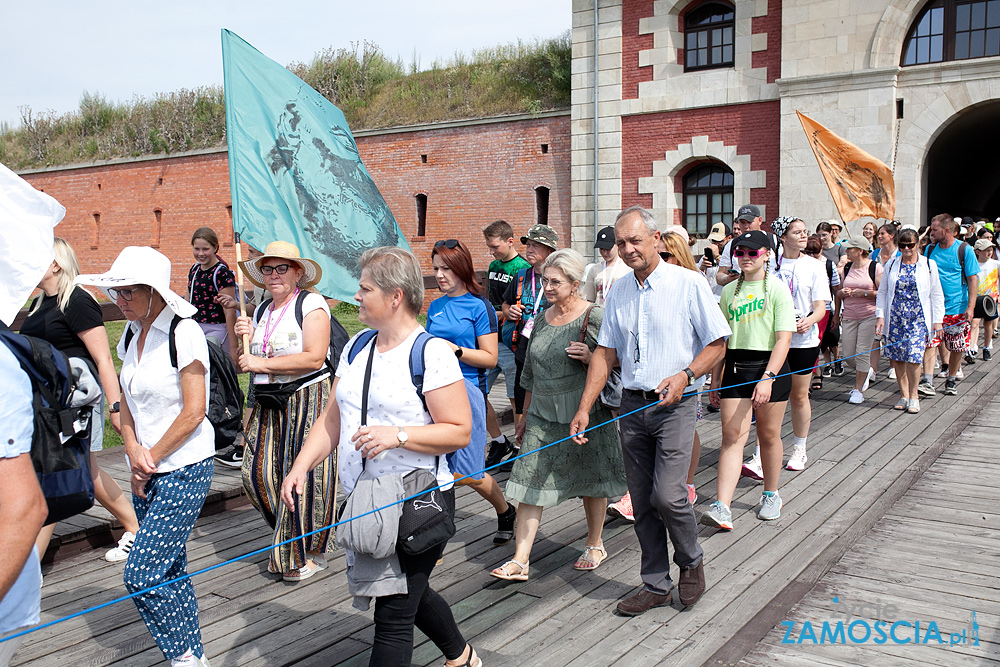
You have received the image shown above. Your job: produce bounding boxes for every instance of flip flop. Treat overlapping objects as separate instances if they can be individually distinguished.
[893,398,908,411]
[574,544,608,571]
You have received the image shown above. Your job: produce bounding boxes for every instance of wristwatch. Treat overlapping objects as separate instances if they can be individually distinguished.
[396,427,409,448]
[683,367,696,386]
[762,371,777,380]
[455,347,464,358]
[109,401,120,414]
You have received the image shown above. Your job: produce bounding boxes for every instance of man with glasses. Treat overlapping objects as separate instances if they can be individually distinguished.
[571,206,731,616]
[502,224,558,465]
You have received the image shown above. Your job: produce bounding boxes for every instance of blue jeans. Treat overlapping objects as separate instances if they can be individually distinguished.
[124,458,213,661]
[486,341,517,399]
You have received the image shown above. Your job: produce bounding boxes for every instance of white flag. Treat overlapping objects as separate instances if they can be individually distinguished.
[0,162,64,326]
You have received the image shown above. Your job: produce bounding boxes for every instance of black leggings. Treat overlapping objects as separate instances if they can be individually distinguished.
[513,337,529,414]
[371,496,466,666]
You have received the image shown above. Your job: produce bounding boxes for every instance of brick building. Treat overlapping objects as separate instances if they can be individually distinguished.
[570,0,1000,253]
[20,110,570,304]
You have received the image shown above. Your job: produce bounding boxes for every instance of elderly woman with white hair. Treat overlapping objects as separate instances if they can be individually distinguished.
[77,247,214,667]
[491,248,627,582]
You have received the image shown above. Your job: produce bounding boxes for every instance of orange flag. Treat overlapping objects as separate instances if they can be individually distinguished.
[796,111,895,222]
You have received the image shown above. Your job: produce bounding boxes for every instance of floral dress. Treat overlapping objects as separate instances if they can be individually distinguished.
[507,306,627,506]
[886,262,927,364]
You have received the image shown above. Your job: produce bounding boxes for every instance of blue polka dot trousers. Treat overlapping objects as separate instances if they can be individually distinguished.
[124,458,213,661]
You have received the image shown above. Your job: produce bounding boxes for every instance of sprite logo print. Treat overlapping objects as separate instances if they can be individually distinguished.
[729,292,766,323]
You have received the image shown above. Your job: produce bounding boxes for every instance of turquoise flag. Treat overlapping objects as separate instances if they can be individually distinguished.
[222,29,409,301]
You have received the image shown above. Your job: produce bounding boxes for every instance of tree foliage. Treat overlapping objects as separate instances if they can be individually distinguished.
[0,33,570,170]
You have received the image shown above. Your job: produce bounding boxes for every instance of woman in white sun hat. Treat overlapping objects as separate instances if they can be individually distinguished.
[236,241,334,582]
[76,246,213,667]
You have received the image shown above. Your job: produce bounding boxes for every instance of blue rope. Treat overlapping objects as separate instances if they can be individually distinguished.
[0,323,955,644]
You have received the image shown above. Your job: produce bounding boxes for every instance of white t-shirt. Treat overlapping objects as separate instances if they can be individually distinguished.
[251,291,331,385]
[582,258,633,307]
[335,327,463,496]
[118,309,214,472]
[773,254,832,348]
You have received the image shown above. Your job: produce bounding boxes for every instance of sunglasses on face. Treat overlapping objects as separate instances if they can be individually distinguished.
[434,239,460,249]
[260,263,293,275]
[659,251,674,261]
[108,287,144,302]
[898,242,916,249]
[733,248,765,258]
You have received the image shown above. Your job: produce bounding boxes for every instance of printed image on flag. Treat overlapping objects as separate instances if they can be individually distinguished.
[796,111,895,223]
[222,29,409,302]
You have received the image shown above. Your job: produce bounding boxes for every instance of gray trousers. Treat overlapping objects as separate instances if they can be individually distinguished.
[0,633,25,667]
[619,391,704,595]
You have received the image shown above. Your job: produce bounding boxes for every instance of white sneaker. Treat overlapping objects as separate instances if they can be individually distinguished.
[786,445,807,471]
[955,368,965,380]
[862,368,876,391]
[171,653,198,667]
[848,389,864,404]
[740,453,764,482]
[105,531,135,563]
[887,368,896,380]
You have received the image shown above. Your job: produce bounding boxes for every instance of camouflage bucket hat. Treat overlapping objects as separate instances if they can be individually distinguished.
[520,224,559,250]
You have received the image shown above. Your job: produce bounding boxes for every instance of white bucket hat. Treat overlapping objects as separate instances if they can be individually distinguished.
[75,246,197,318]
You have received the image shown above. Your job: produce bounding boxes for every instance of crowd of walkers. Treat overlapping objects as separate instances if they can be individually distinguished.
[3,204,999,667]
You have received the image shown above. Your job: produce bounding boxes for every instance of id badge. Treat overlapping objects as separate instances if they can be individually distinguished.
[521,318,535,339]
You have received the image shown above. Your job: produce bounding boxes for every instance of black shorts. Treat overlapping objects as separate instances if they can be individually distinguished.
[786,346,821,375]
[720,349,791,402]
[820,314,840,349]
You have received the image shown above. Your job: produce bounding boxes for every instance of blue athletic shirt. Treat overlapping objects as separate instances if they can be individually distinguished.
[426,292,498,393]
[926,241,980,315]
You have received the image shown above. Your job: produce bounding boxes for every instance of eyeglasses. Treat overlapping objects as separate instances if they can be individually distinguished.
[659,251,674,261]
[631,331,640,364]
[733,248,765,258]
[260,263,293,275]
[898,242,916,249]
[108,287,144,302]
[541,277,566,288]
[434,239,460,249]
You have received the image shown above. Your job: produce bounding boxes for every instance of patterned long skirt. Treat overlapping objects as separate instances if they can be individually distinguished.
[242,378,334,573]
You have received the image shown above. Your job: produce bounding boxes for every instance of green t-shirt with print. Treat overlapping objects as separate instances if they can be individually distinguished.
[720,276,796,351]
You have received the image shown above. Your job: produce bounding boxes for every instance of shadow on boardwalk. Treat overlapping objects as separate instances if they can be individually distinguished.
[13,357,1000,666]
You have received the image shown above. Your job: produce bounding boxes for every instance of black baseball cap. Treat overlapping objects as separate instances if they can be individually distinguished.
[594,226,616,250]
[736,204,761,222]
[733,230,771,251]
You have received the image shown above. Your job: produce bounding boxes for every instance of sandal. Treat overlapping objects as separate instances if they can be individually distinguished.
[444,644,482,667]
[811,375,823,391]
[893,398,908,411]
[574,544,608,571]
[490,559,529,581]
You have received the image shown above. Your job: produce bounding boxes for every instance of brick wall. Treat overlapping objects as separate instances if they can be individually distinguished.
[753,0,782,84]
[621,0,655,99]
[620,101,781,226]
[20,113,570,309]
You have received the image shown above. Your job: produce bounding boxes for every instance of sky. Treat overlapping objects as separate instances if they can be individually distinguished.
[1,0,571,129]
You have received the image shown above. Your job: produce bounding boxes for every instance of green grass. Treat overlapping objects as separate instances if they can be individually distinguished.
[1,34,570,170]
[99,305,368,449]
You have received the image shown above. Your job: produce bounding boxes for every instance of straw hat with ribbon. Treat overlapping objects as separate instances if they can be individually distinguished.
[239,241,323,289]
[75,246,197,318]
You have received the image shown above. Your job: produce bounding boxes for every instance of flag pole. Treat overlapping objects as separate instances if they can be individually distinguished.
[234,231,250,354]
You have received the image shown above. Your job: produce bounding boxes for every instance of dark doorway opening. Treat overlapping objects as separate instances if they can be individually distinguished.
[925,101,1000,221]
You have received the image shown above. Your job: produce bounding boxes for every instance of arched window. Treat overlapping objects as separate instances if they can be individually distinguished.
[902,0,1000,66]
[683,163,734,238]
[684,2,735,71]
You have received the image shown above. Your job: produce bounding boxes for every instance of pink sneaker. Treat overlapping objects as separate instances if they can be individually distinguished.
[608,493,634,522]
[741,453,764,481]
[687,484,697,505]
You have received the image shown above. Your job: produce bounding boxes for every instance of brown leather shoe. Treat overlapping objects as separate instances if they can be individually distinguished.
[616,588,673,616]
[678,561,705,606]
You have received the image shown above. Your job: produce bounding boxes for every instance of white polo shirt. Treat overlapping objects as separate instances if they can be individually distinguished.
[118,308,214,472]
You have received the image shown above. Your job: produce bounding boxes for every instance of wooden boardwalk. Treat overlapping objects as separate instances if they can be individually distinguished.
[12,355,1000,666]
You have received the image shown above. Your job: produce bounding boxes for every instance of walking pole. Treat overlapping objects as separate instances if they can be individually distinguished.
[234,232,250,354]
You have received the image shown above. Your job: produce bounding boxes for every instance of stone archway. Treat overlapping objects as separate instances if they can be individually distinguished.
[924,100,1000,219]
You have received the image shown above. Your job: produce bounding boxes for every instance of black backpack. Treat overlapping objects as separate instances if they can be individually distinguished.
[0,331,95,525]
[125,318,245,451]
[254,290,351,376]
[843,260,878,285]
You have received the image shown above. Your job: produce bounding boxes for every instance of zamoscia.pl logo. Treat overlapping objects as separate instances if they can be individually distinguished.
[781,598,981,647]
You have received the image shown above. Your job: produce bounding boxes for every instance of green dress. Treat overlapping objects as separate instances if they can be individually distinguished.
[507,305,627,506]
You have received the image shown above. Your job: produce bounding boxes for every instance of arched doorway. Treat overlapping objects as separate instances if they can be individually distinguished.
[924,100,1000,220]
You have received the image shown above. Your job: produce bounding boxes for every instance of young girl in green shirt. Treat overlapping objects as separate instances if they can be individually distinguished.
[704,231,795,530]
